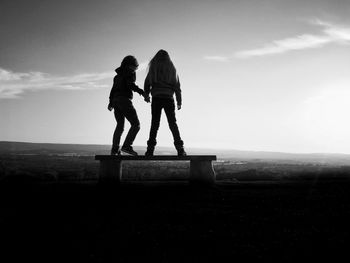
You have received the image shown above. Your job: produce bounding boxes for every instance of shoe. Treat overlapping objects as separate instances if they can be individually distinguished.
[177,148,187,156]
[121,146,138,156]
[145,147,154,157]
[110,148,121,155]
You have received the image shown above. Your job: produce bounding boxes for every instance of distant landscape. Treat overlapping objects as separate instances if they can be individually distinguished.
[1,141,350,183]
[1,141,350,261]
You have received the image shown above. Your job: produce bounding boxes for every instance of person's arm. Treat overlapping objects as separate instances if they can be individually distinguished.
[108,76,118,111]
[127,72,144,95]
[143,73,151,102]
[174,76,182,109]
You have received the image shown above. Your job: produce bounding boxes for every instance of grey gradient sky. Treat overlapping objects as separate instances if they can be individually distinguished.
[1,0,350,153]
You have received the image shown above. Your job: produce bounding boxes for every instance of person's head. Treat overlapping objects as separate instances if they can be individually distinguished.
[121,55,139,72]
[151,49,171,62]
[147,49,178,84]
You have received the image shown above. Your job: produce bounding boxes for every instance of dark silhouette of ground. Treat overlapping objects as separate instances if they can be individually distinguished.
[1,180,349,262]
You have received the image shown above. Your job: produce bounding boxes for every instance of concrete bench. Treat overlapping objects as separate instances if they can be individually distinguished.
[95,155,217,185]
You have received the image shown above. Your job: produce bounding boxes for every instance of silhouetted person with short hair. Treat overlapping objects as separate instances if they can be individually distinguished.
[144,49,186,156]
[108,55,144,156]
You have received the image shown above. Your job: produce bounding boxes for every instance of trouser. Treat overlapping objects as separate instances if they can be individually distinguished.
[147,97,184,149]
[112,96,140,150]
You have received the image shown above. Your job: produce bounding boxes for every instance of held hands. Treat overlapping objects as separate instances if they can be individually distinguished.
[139,90,150,103]
[107,102,113,111]
[144,94,151,103]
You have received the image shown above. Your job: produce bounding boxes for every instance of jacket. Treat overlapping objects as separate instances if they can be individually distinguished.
[143,73,182,105]
[109,67,143,102]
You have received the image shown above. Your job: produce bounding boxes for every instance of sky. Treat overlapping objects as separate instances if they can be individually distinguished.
[1,0,350,154]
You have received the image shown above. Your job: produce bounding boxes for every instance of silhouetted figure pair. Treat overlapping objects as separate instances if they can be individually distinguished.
[108,50,186,156]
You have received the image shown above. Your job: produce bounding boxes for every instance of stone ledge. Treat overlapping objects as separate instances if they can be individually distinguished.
[95,155,217,161]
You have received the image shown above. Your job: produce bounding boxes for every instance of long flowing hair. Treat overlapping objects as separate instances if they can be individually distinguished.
[147,50,178,85]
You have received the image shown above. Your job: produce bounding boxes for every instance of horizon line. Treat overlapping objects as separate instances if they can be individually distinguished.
[1,140,350,156]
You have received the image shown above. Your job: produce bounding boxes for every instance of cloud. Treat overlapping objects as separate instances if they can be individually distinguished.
[0,68,112,99]
[236,34,332,58]
[235,19,350,58]
[203,56,230,62]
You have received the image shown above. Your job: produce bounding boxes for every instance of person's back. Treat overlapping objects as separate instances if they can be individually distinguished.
[144,49,186,156]
[144,50,182,107]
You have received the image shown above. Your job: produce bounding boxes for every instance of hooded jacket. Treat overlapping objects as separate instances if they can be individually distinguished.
[109,67,143,103]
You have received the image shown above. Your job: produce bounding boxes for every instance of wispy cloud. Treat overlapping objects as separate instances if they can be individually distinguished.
[204,19,350,60]
[235,19,350,58]
[236,34,332,58]
[0,68,113,99]
[203,56,230,62]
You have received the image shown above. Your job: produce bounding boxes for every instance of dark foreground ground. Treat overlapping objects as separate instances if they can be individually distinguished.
[1,179,350,262]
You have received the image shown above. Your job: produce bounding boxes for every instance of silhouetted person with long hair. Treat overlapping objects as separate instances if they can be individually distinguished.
[144,49,186,156]
[108,55,144,155]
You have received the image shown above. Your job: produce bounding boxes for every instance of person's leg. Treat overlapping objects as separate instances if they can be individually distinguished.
[163,98,182,144]
[122,100,140,149]
[112,107,125,154]
[163,99,185,155]
[147,98,163,149]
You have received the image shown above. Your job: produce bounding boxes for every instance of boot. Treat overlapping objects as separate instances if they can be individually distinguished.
[145,146,154,156]
[146,140,156,157]
[176,146,187,156]
[111,147,121,155]
[175,140,186,156]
